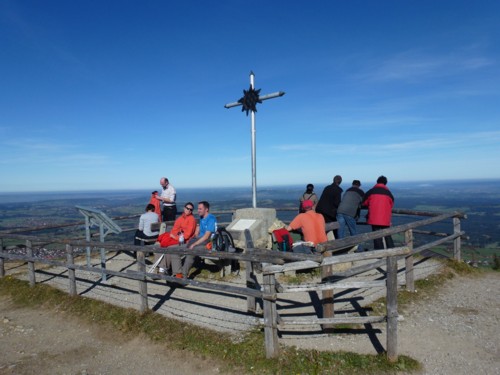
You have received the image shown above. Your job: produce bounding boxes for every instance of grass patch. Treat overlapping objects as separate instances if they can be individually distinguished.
[0,275,420,374]
[278,268,320,284]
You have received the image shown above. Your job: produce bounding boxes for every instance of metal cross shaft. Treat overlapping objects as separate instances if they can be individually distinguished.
[224,91,285,109]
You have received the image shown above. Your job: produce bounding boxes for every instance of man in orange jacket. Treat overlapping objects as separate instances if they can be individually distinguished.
[285,199,327,253]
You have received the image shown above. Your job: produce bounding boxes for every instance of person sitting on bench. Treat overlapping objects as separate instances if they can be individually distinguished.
[134,204,160,245]
[171,200,217,279]
[285,199,328,253]
[154,202,197,274]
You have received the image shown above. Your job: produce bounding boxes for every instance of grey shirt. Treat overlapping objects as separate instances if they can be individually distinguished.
[337,186,365,218]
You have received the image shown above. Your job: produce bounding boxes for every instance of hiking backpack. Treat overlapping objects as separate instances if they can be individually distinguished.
[212,227,236,252]
[273,228,294,252]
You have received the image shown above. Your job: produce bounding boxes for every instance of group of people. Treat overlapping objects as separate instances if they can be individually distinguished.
[134,177,218,279]
[290,175,395,251]
[154,200,216,279]
[134,175,396,276]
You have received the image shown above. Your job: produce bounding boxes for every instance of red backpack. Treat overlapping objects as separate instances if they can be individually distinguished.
[273,228,293,252]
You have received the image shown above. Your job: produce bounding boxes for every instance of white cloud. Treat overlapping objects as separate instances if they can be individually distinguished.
[360,49,494,83]
[272,131,500,154]
[0,137,114,167]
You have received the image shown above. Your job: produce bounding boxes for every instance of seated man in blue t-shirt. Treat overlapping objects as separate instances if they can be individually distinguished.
[171,200,217,278]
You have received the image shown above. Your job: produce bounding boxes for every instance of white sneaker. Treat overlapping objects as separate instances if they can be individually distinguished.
[159,267,166,274]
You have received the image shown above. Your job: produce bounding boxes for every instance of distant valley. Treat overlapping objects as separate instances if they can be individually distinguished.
[0,179,499,266]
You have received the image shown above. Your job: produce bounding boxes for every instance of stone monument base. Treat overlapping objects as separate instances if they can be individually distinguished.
[226,208,277,249]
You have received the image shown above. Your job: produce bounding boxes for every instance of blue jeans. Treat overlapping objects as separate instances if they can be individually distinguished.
[336,213,357,239]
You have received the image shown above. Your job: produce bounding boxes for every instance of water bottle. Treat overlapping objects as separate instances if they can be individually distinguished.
[178,232,184,245]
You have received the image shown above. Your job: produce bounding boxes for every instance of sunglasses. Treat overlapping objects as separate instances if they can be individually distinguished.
[185,206,194,211]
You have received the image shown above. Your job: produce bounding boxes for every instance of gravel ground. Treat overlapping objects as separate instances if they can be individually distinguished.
[302,272,499,375]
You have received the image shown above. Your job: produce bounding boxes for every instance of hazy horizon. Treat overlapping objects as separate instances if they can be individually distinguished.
[1,178,499,205]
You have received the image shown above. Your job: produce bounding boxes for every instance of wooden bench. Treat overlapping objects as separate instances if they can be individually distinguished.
[148,222,235,277]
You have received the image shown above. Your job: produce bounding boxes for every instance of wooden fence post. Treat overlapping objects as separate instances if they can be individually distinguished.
[136,250,149,313]
[66,244,77,296]
[386,255,398,362]
[321,250,334,329]
[26,240,36,287]
[404,229,415,292]
[0,238,5,278]
[244,229,257,314]
[453,217,461,261]
[263,272,279,358]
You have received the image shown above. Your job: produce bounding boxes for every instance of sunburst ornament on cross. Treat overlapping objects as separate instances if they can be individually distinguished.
[238,86,262,115]
[225,71,285,208]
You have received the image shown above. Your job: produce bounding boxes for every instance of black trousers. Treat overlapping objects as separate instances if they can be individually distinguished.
[162,205,177,222]
[320,211,339,238]
[371,225,394,249]
[133,230,158,246]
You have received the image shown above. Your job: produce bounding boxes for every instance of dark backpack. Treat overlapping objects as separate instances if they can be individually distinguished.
[212,227,236,252]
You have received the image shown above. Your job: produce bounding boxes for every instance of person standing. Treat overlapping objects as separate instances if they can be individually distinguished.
[134,204,159,245]
[337,180,364,239]
[299,183,318,213]
[285,200,327,253]
[148,191,162,221]
[362,175,394,249]
[316,175,343,237]
[157,177,177,221]
[171,201,217,278]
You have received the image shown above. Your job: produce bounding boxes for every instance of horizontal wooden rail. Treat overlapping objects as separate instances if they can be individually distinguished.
[127,270,265,299]
[279,315,386,325]
[0,247,265,300]
[317,211,463,253]
[325,231,464,281]
[280,280,388,293]
[263,246,410,274]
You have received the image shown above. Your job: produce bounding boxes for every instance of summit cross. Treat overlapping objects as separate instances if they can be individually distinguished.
[224,71,285,208]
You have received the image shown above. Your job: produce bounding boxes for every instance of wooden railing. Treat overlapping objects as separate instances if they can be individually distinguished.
[0,209,466,361]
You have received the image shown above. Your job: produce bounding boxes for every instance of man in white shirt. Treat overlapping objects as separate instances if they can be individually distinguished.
[157,177,177,221]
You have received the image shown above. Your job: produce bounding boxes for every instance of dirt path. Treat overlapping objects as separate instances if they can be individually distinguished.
[0,296,224,375]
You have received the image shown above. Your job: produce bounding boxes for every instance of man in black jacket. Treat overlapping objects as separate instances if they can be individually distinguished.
[316,175,343,236]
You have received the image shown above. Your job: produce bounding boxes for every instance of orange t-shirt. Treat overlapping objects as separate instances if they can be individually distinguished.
[289,210,327,245]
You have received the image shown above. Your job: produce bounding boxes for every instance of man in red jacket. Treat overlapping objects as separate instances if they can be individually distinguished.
[362,176,395,250]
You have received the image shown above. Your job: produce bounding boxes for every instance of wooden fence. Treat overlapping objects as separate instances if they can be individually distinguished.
[0,209,466,361]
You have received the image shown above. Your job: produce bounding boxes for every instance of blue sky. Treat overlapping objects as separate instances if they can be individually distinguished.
[1,1,499,192]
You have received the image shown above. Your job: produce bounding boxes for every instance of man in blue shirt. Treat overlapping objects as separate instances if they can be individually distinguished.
[172,201,217,278]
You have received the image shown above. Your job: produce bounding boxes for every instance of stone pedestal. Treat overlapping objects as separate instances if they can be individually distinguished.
[227,208,276,249]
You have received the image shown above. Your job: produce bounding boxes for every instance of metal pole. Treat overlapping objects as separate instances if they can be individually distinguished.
[85,216,91,267]
[250,72,257,208]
